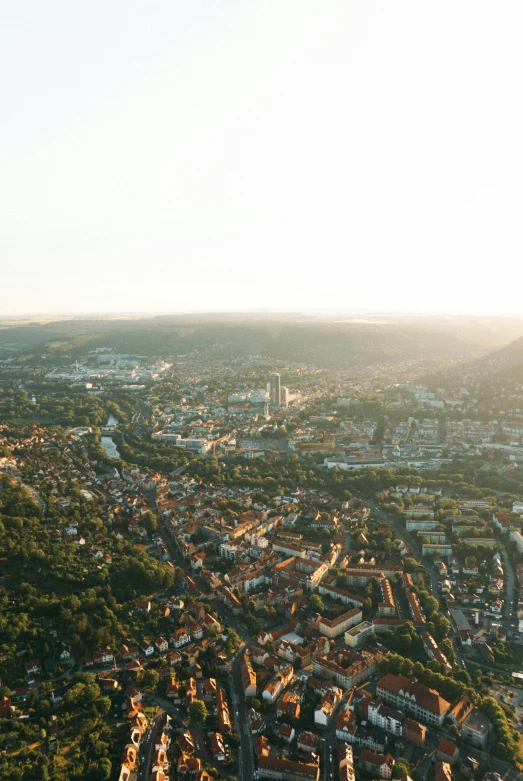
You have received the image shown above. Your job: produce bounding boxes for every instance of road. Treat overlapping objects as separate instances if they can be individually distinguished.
[137,709,165,781]
[368,500,421,558]
[323,734,336,781]
[427,562,439,599]
[214,603,254,781]
[502,548,515,618]
[230,645,254,781]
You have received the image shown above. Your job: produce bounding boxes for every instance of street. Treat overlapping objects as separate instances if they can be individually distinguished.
[230,646,255,781]
[503,548,515,618]
[137,709,165,781]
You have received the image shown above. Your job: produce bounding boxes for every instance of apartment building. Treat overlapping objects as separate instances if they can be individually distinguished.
[420,631,452,670]
[407,593,425,624]
[377,674,450,727]
[406,519,439,532]
[344,621,374,649]
[258,756,320,781]
[378,579,396,617]
[241,657,257,697]
[461,709,492,749]
[317,582,364,607]
[319,609,362,639]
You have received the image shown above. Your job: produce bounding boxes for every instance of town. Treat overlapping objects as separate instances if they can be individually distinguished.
[1,348,523,781]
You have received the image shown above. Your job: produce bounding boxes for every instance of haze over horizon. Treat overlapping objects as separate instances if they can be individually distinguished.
[2,1,522,316]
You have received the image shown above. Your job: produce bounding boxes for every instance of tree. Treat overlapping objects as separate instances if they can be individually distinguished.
[189,699,208,726]
[98,757,112,780]
[392,759,410,779]
[309,595,324,613]
[141,669,160,691]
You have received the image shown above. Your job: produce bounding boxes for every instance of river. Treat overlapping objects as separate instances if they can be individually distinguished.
[101,415,120,460]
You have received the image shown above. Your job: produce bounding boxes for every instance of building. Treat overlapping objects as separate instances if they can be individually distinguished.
[435,761,453,781]
[270,373,281,407]
[319,609,362,639]
[344,621,374,649]
[258,755,320,781]
[510,529,523,553]
[317,582,364,607]
[420,631,452,670]
[338,744,355,781]
[315,687,342,727]
[376,674,450,727]
[422,543,453,557]
[437,738,459,765]
[406,519,439,532]
[241,657,257,697]
[461,709,492,749]
[449,608,472,644]
[377,578,396,617]
[368,700,403,737]
[358,749,394,779]
[402,717,427,748]
[407,592,425,624]
[297,731,318,754]
[277,691,301,721]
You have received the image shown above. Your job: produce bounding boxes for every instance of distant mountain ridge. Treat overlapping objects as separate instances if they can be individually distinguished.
[470,335,523,380]
[1,314,522,370]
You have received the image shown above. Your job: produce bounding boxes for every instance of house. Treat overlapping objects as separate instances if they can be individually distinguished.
[402,717,426,747]
[94,648,114,665]
[435,761,453,781]
[25,659,42,678]
[278,724,296,743]
[139,640,154,657]
[210,732,227,762]
[202,678,217,702]
[168,650,182,667]
[255,735,271,757]
[216,689,232,734]
[155,636,169,653]
[297,731,318,754]
[437,737,459,765]
[170,629,191,648]
[241,657,257,697]
[136,600,151,613]
[262,667,293,703]
[177,731,196,754]
[315,688,342,727]
[178,753,201,774]
[358,749,394,779]
[277,691,301,721]
[185,678,197,704]
[166,677,179,698]
[336,709,357,743]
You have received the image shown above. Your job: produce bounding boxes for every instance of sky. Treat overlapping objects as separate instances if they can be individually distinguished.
[1,1,523,316]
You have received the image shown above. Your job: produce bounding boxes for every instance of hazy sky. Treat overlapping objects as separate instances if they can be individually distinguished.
[1,1,522,316]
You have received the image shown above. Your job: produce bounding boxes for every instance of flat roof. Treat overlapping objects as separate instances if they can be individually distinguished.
[280,632,304,645]
[345,621,373,636]
[450,608,472,633]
